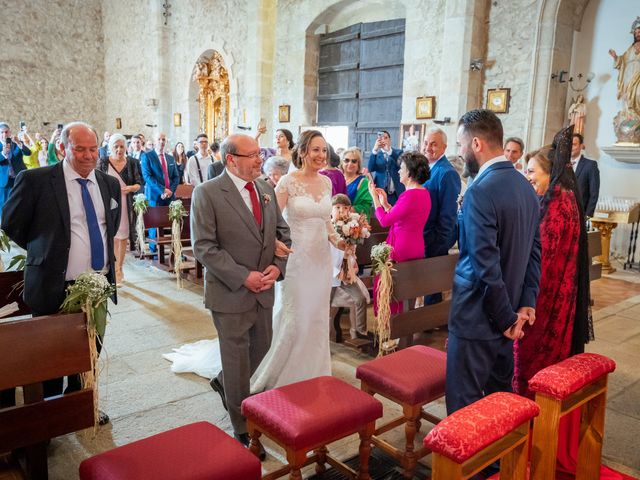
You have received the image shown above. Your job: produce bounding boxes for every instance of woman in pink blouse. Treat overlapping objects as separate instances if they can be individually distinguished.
[369,151,431,263]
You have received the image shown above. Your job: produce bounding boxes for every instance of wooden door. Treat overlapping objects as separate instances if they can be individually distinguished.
[318,19,405,157]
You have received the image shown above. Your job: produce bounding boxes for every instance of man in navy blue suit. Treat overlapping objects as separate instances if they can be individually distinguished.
[367,130,404,205]
[571,133,600,218]
[446,109,541,415]
[140,132,180,207]
[0,123,29,218]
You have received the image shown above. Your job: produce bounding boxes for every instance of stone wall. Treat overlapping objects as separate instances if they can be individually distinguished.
[1,0,105,137]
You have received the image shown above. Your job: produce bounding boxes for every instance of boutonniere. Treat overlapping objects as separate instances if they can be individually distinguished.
[262,193,271,204]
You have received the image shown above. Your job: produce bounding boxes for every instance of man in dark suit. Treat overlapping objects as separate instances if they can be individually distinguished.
[446,109,541,415]
[367,130,404,205]
[140,132,180,206]
[207,159,225,180]
[1,122,121,422]
[421,127,461,304]
[98,131,110,159]
[0,123,29,217]
[571,133,600,218]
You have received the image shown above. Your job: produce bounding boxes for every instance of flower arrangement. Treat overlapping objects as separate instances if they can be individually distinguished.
[60,271,115,428]
[371,242,394,357]
[168,200,187,288]
[133,193,149,255]
[332,212,371,245]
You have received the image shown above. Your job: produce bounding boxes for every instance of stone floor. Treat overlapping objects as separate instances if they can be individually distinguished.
[1,254,640,479]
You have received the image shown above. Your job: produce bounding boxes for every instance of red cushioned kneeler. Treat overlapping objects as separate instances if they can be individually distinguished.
[78,421,261,480]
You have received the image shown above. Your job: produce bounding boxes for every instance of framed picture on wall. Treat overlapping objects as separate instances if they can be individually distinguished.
[415,96,436,119]
[486,88,511,114]
[398,123,426,152]
[278,105,291,123]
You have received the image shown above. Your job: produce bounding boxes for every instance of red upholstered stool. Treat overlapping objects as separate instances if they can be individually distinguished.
[423,392,539,480]
[78,421,261,480]
[241,376,383,480]
[355,345,446,478]
[528,353,616,480]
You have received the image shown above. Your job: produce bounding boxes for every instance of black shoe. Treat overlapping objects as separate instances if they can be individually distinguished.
[209,377,228,412]
[235,433,266,461]
[98,410,110,426]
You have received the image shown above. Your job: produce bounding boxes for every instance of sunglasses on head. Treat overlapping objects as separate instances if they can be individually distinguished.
[343,158,358,164]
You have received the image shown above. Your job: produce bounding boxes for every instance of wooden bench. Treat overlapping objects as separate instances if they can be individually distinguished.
[142,205,192,267]
[0,313,94,480]
[389,254,459,346]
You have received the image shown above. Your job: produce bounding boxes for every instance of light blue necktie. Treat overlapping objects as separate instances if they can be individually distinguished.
[76,178,105,271]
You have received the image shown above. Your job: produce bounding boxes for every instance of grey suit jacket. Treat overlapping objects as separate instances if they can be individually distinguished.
[190,171,291,313]
[207,160,225,180]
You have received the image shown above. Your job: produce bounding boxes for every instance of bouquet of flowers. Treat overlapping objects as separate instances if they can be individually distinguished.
[332,212,371,283]
[133,193,149,255]
[371,242,394,357]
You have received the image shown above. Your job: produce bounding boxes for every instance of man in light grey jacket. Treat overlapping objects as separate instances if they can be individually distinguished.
[190,134,291,454]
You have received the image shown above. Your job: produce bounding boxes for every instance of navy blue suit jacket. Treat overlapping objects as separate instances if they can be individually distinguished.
[423,156,461,258]
[367,148,405,198]
[0,142,29,188]
[575,155,599,217]
[140,150,180,206]
[449,160,541,340]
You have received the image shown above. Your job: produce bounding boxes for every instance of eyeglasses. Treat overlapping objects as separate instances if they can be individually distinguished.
[343,158,358,164]
[233,152,261,159]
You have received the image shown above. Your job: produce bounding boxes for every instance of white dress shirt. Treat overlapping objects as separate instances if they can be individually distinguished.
[63,160,108,280]
[227,170,256,216]
[186,153,213,186]
[572,155,581,172]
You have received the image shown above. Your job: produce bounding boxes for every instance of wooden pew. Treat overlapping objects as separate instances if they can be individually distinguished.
[0,313,94,480]
[588,230,602,281]
[388,254,459,345]
[0,270,29,317]
[142,205,192,267]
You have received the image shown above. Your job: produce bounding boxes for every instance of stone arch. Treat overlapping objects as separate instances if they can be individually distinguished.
[300,0,408,126]
[526,0,590,148]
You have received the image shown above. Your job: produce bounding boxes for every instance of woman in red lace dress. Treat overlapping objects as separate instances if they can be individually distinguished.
[514,127,631,480]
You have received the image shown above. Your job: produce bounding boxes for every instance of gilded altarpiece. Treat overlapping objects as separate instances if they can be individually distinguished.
[194,52,230,141]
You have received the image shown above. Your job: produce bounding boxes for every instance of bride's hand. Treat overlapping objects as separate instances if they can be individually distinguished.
[275,239,293,258]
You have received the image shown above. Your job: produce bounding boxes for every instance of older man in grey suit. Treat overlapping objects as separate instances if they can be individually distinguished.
[190,133,291,455]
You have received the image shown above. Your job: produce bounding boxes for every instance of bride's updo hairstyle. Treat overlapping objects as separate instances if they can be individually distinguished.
[292,129,325,169]
[399,151,430,184]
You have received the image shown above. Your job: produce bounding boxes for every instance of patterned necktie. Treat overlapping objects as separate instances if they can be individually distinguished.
[244,182,262,226]
[159,152,170,188]
[76,178,105,271]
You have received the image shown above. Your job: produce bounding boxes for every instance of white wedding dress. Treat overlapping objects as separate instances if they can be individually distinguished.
[164,173,333,391]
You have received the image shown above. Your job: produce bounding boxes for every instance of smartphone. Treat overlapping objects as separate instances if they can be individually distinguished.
[376,131,384,138]
[57,123,63,130]
[19,121,26,131]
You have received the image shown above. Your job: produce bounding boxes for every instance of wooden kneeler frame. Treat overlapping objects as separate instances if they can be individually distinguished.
[360,382,442,478]
[531,374,610,480]
[247,419,376,480]
[431,420,532,480]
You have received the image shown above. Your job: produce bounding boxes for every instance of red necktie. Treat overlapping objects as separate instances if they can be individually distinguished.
[245,182,262,226]
[159,152,170,188]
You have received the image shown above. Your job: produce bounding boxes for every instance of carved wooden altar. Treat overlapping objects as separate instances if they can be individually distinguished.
[193,52,230,142]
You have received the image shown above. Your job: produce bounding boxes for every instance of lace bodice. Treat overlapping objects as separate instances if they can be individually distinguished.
[276,173,333,223]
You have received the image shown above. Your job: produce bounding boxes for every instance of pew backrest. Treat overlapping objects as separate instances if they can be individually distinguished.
[388,254,459,339]
[0,312,94,452]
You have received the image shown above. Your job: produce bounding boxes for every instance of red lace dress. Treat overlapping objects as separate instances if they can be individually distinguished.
[513,187,634,480]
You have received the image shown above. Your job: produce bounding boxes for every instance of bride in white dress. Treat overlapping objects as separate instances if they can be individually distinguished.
[165,130,343,391]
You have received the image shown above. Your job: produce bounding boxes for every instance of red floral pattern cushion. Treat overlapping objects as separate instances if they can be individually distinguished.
[528,353,616,400]
[241,376,383,451]
[423,392,539,463]
[355,345,446,405]
[79,422,261,480]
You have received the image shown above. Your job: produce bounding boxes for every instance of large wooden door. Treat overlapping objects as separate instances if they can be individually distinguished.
[318,19,405,157]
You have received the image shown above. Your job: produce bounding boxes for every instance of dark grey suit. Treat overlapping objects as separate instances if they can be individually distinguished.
[190,172,290,434]
[207,160,225,180]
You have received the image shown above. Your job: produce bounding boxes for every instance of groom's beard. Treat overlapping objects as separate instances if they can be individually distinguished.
[463,151,480,177]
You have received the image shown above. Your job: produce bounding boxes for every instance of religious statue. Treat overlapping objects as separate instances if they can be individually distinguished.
[194,62,209,81]
[568,94,586,136]
[609,16,640,143]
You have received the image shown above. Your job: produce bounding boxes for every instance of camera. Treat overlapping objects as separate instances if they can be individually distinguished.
[57,123,63,130]
[376,131,384,138]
